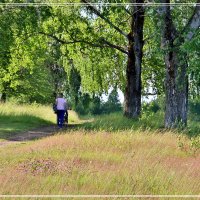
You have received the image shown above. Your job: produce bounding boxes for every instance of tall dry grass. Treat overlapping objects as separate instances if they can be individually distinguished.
[0,130,199,195]
[0,103,199,195]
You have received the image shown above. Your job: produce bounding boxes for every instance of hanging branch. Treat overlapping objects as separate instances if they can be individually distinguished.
[39,31,128,54]
[99,37,128,54]
[183,0,200,41]
[81,0,128,39]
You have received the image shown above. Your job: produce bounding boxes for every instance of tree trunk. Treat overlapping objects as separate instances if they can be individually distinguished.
[1,82,8,103]
[124,0,144,118]
[162,0,188,128]
[164,53,188,128]
[0,92,6,103]
[176,56,188,126]
[124,34,139,117]
[164,51,178,128]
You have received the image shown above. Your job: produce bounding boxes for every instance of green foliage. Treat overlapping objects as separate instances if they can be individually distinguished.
[74,88,122,116]
[103,88,122,114]
[0,4,55,103]
[75,100,86,115]
[69,65,81,107]
[142,100,161,114]
[187,99,200,137]
[190,136,200,155]
[82,111,164,132]
[178,135,200,156]
[75,95,102,115]
[88,96,102,115]
[189,99,200,116]
[142,10,165,95]
[183,30,200,98]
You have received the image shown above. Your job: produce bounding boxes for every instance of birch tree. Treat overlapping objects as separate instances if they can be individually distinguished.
[160,0,200,127]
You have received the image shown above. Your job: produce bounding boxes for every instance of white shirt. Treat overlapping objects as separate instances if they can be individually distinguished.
[56,98,67,110]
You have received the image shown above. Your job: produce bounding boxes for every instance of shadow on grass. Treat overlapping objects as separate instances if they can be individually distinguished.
[0,114,53,140]
[1,111,199,142]
[8,124,81,142]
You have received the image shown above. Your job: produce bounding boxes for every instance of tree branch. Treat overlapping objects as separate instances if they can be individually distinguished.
[100,38,128,54]
[183,0,200,41]
[38,32,79,45]
[39,31,128,54]
[123,7,132,16]
[143,92,158,96]
[81,0,128,39]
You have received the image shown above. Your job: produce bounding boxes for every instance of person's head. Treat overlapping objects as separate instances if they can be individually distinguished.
[58,93,64,98]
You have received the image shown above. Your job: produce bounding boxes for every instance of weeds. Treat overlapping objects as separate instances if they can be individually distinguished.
[0,132,199,195]
[177,135,200,156]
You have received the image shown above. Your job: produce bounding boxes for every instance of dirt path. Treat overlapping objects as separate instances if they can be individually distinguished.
[0,125,60,147]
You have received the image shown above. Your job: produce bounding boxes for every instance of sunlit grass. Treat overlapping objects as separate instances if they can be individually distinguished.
[82,111,200,137]
[81,111,164,132]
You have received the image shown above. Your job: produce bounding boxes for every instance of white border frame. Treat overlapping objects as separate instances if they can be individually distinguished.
[0,2,200,6]
[0,2,199,199]
[0,195,200,198]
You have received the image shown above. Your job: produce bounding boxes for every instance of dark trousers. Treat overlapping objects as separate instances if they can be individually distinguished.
[57,110,65,128]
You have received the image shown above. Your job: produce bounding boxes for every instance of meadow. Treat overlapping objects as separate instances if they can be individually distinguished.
[0,103,199,196]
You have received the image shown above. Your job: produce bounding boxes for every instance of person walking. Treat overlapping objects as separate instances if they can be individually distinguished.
[55,93,67,128]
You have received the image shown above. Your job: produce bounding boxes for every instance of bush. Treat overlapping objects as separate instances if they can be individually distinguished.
[189,99,200,115]
[102,101,122,114]
[88,97,102,115]
[142,100,160,114]
[75,101,87,115]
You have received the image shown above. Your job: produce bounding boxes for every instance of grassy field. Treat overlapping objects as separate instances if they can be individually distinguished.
[0,103,199,196]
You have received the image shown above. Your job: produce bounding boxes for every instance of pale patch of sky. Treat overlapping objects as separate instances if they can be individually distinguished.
[102,88,156,104]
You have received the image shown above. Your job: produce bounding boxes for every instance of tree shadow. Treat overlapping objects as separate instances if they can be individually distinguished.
[1,112,199,143]
[0,113,83,142]
[0,114,53,141]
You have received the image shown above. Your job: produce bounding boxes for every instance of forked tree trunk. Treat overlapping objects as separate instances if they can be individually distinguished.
[124,0,144,118]
[162,0,188,128]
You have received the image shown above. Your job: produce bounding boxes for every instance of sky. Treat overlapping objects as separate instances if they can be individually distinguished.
[102,88,156,104]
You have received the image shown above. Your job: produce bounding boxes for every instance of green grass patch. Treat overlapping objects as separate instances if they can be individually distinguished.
[81,111,200,137]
